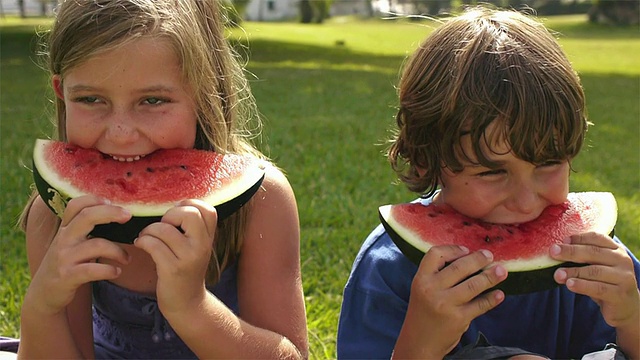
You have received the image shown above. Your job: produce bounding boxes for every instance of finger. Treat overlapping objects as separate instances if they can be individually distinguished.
[550,241,622,266]
[564,277,618,300]
[463,288,506,319]
[449,263,507,302]
[554,264,619,286]
[134,230,180,265]
[59,199,131,242]
[437,250,495,289]
[70,238,131,266]
[418,245,470,274]
[566,232,618,249]
[61,195,128,226]
[60,195,108,226]
[66,262,123,286]
[176,199,218,236]
[161,205,215,249]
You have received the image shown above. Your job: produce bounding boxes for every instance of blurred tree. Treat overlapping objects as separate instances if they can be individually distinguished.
[18,0,26,18]
[588,0,639,25]
[300,0,314,22]
[412,0,450,15]
[299,0,332,23]
[226,0,251,26]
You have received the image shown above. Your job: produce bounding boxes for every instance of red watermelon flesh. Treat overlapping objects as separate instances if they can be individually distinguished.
[32,139,265,243]
[379,192,617,272]
[35,140,259,209]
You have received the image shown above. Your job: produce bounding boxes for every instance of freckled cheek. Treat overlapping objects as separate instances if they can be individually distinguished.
[64,108,99,141]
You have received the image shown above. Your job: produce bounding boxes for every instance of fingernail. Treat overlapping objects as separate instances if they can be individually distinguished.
[481,249,493,260]
[459,245,469,253]
[566,278,575,288]
[550,244,561,256]
[562,236,571,244]
[495,265,506,277]
[555,269,567,281]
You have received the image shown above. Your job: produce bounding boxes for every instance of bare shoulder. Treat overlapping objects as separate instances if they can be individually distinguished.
[250,162,298,215]
[243,162,299,248]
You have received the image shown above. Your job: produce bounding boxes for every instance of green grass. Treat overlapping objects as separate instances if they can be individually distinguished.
[1,14,639,359]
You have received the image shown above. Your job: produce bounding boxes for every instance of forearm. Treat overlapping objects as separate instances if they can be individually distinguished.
[18,296,84,359]
[166,292,305,359]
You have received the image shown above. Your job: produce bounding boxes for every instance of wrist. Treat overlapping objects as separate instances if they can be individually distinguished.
[160,286,209,325]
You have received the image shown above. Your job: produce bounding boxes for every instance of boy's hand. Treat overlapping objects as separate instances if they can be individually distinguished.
[135,199,217,315]
[393,245,508,359]
[551,232,640,357]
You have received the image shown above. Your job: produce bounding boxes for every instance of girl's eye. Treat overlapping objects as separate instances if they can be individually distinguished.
[144,97,166,105]
[75,96,100,104]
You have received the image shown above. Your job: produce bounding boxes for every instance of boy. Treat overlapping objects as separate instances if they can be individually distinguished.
[337,7,640,359]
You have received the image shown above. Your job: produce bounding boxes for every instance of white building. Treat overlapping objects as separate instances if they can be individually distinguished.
[243,0,375,22]
[0,0,56,16]
[244,0,299,21]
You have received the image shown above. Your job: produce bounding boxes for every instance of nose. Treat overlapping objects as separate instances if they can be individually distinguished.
[505,178,539,215]
[105,115,139,145]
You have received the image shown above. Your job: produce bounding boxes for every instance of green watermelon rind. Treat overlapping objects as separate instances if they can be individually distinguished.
[378,192,617,295]
[32,139,266,244]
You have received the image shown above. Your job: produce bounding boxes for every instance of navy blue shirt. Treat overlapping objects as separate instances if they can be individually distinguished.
[337,197,640,359]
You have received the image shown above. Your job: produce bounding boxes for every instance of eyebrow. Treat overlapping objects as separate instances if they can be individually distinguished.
[67,84,98,94]
[66,84,177,94]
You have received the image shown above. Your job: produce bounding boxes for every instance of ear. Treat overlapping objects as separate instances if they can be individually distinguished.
[52,75,64,100]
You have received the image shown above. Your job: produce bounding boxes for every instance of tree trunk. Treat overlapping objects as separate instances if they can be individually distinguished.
[589,0,639,26]
[300,0,313,23]
[18,0,26,18]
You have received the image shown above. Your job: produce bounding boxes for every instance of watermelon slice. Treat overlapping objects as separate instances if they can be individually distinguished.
[33,139,265,244]
[379,192,617,295]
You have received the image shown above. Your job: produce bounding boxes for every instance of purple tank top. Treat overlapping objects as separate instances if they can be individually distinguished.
[92,261,238,359]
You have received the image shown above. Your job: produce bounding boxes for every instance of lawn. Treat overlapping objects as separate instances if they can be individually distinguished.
[1,14,639,359]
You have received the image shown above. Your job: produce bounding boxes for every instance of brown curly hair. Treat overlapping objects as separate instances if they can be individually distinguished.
[388,7,589,196]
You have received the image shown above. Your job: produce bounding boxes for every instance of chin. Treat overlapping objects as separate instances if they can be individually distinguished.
[482,211,544,225]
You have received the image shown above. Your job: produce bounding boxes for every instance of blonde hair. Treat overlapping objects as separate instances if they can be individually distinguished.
[388,7,588,196]
[21,0,264,283]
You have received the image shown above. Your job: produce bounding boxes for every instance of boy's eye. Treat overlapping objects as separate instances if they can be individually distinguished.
[476,169,505,177]
[537,160,563,168]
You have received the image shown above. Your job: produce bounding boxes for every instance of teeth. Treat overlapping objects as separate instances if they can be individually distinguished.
[111,154,145,162]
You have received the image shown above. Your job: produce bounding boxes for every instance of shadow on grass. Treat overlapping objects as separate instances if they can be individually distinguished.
[233,37,407,71]
[546,20,640,39]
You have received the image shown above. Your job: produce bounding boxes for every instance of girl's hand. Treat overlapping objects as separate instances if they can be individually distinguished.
[134,199,217,315]
[551,232,640,331]
[27,195,132,315]
[394,245,508,358]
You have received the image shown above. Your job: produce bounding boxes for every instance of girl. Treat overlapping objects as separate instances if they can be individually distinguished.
[18,0,308,358]
[337,7,640,359]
